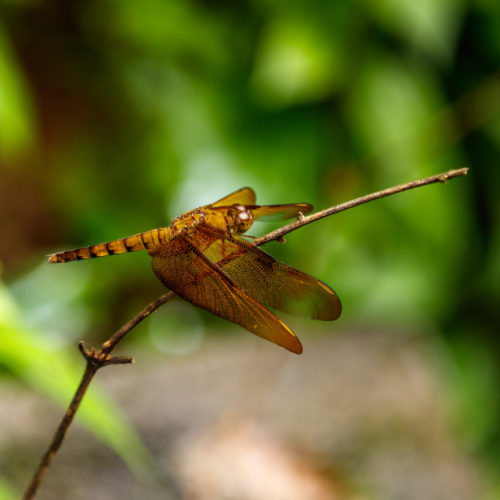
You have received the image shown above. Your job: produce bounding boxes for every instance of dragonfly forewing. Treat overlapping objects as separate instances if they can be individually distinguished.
[191,226,341,320]
[150,237,303,354]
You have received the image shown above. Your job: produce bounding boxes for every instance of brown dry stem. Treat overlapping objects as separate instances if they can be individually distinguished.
[22,292,175,500]
[23,167,468,499]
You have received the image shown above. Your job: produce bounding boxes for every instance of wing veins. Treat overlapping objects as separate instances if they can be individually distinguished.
[194,225,341,320]
[178,234,302,353]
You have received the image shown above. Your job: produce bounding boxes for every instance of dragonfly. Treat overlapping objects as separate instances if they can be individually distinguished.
[48,188,341,354]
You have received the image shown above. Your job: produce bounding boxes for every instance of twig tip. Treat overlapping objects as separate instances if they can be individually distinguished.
[438,167,469,183]
[78,341,91,359]
[103,355,135,366]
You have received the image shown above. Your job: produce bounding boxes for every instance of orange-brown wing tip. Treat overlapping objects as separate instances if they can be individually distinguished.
[298,203,313,215]
[273,334,302,354]
[334,297,342,319]
[290,339,303,354]
[272,320,303,354]
[323,296,342,321]
[314,281,342,320]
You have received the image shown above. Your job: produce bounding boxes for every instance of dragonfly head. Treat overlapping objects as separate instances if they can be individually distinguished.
[229,204,254,234]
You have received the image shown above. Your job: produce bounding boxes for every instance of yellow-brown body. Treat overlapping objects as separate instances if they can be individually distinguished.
[48,204,252,263]
[48,188,340,354]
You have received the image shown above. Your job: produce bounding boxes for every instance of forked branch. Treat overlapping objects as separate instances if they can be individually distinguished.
[22,292,176,500]
[23,167,469,499]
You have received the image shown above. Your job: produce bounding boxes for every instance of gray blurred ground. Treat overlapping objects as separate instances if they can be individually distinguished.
[1,327,487,499]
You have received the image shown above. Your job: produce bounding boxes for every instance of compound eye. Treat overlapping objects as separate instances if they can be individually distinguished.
[233,205,253,233]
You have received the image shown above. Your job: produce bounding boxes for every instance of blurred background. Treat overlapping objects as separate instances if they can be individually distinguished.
[0,0,499,498]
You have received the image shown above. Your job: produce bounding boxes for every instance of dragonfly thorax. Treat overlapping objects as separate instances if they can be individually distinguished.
[171,209,206,237]
[171,204,254,237]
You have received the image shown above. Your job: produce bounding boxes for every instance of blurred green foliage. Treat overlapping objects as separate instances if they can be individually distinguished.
[0,476,17,500]
[0,0,499,495]
[0,281,153,477]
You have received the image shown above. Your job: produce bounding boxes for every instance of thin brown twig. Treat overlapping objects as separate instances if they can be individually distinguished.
[23,292,176,500]
[22,362,98,500]
[23,167,468,499]
[254,167,469,246]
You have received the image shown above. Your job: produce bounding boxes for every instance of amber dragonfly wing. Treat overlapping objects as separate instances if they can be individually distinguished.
[209,187,313,221]
[247,203,313,221]
[150,234,304,354]
[210,187,256,207]
[192,226,341,321]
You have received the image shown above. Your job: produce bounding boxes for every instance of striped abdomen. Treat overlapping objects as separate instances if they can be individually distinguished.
[48,227,173,263]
